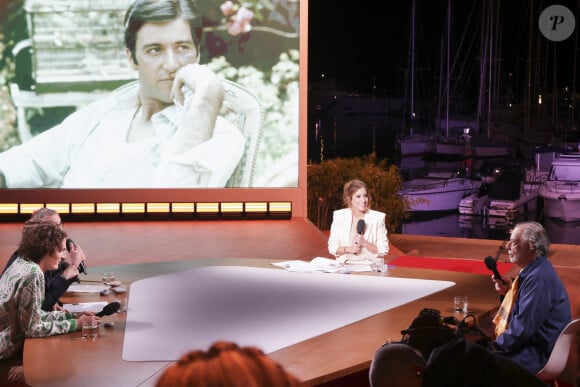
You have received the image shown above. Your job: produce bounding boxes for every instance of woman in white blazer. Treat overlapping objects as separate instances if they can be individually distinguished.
[328,179,389,263]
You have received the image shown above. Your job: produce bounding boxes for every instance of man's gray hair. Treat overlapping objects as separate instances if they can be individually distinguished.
[30,207,58,220]
[517,221,550,257]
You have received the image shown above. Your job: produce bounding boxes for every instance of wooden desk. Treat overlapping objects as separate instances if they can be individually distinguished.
[24,259,499,386]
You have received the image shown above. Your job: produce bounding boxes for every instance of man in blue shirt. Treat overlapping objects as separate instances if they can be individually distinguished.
[492,221,571,373]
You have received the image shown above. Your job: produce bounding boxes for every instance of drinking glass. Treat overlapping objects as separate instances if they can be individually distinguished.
[82,322,98,341]
[119,298,128,313]
[453,296,468,313]
[372,256,385,275]
[102,272,115,285]
[376,262,388,276]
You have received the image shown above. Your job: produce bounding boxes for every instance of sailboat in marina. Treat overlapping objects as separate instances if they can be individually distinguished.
[399,171,479,212]
[458,157,546,219]
[432,0,475,157]
[434,0,513,159]
[539,153,580,222]
[397,0,434,157]
[397,1,481,210]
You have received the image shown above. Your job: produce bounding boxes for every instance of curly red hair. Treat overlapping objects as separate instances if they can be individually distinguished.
[155,341,301,387]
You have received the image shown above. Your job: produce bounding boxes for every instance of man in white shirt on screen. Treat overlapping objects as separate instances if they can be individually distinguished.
[0,0,244,189]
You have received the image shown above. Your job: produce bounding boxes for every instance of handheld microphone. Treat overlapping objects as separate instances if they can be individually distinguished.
[78,261,87,275]
[356,219,365,234]
[493,240,506,261]
[484,255,506,285]
[96,301,121,317]
[66,238,87,275]
[66,238,74,252]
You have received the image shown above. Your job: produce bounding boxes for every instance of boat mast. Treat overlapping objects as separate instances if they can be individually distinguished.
[475,0,502,140]
[572,0,578,129]
[486,0,494,139]
[524,0,534,135]
[487,0,501,140]
[446,0,451,138]
[411,0,416,135]
[402,0,416,137]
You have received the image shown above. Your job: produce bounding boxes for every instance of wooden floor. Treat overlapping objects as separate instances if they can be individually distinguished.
[3,217,579,268]
[0,218,332,270]
[2,219,578,315]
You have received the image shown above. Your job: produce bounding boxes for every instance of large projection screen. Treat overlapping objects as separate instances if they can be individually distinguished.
[0,0,307,217]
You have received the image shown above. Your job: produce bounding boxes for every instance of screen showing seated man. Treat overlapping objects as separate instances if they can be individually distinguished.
[0,0,299,189]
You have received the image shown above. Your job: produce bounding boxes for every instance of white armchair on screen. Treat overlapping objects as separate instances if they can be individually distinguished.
[220,79,263,188]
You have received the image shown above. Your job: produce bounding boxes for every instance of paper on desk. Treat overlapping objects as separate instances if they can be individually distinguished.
[343,263,373,272]
[67,284,109,293]
[272,257,372,273]
[63,301,108,314]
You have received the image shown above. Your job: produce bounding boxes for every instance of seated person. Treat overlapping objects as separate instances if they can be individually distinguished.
[369,342,425,387]
[1,208,87,311]
[423,337,549,387]
[369,340,548,387]
[155,341,300,386]
[328,179,389,263]
[0,219,99,384]
[491,221,570,374]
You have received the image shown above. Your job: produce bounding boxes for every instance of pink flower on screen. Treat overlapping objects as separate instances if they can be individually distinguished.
[226,7,254,36]
[220,1,235,16]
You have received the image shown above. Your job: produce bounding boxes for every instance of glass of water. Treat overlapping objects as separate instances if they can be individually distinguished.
[102,272,115,285]
[453,296,468,313]
[82,322,98,341]
[372,256,385,275]
[376,262,388,276]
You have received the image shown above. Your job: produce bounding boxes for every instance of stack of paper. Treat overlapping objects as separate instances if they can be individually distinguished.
[63,301,108,314]
[272,257,372,273]
[67,284,110,293]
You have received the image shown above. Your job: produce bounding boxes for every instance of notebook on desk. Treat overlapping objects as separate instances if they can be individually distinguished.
[63,301,108,313]
[67,284,110,293]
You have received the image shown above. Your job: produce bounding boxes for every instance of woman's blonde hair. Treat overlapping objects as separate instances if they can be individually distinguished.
[343,179,370,207]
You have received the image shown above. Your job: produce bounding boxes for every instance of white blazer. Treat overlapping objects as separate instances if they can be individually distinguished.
[327,208,389,262]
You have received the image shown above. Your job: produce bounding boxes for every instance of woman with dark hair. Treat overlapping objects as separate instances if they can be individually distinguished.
[155,341,301,387]
[0,220,99,384]
[328,179,389,263]
[1,207,88,311]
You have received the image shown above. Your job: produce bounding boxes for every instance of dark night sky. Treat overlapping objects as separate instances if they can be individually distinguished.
[308,0,580,99]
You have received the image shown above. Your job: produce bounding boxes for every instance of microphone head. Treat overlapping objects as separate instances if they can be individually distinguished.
[96,301,121,317]
[356,219,365,234]
[66,238,75,252]
[78,261,87,275]
[484,256,497,270]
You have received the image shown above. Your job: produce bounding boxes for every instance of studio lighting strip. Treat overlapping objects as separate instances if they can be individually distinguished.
[0,201,292,221]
